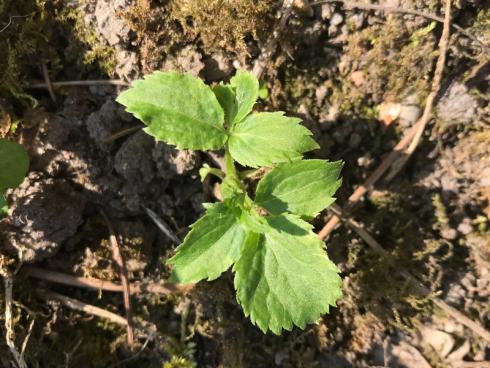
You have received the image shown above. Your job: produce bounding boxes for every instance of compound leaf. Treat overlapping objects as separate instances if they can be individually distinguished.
[117,71,227,150]
[234,214,342,334]
[228,112,319,168]
[230,70,259,124]
[0,139,29,193]
[168,202,247,283]
[255,159,343,217]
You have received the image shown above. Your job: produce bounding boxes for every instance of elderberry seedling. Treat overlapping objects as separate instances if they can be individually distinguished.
[117,70,343,334]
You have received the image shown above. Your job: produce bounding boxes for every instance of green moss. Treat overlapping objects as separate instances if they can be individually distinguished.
[432,193,450,227]
[345,17,435,102]
[121,0,276,73]
[55,5,117,76]
[170,0,276,54]
[0,0,116,107]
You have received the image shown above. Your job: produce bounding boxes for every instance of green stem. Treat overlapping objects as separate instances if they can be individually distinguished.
[224,147,238,179]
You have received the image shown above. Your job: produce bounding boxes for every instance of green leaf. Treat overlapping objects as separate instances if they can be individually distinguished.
[213,84,238,124]
[0,139,29,193]
[255,159,342,217]
[117,71,227,150]
[258,80,268,99]
[230,70,259,124]
[168,202,247,283]
[0,193,7,217]
[234,214,342,334]
[199,164,224,182]
[228,112,319,168]
[220,175,245,200]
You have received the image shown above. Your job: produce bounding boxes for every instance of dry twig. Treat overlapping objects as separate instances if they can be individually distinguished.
[105,125,143,142]
[36,289,128,326]
[28,80,129,89]
[318,0,453,240]
[144,207,181,244]
[386,0,452,180]
[100,210,135,348]
[23,265,192,295]
[41,62,56,103]
[329,204,490,343]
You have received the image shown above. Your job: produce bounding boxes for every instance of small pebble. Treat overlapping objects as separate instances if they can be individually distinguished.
[320,3,333,20]
[399,104,422,127]
[348,13,364,29]
[330,13,344,27]
[441,227,457,240]
[457,219,473,235]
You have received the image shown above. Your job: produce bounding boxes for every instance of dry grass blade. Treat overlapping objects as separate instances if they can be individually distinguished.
[28,80,129,89]
[36,289,128,326]
[105,125,142,142]
[144,207,181,244]
[23,265,193,295]
[100,210,135,348]
[41,62,56,103]
[386,0,452,180]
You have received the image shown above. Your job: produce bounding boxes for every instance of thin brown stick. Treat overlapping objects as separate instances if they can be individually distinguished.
[36,289,128,326]
[27,79,129,89]
[318,0,453,240]
[41,62,56,103]
[22,266,193,295]
[252,0,295,79]
[100,210,135,348]
[1,269,28,368]
[309,0,489,54]
[330,204,490,343]
[386,0,452,180]
[105,125,142,142]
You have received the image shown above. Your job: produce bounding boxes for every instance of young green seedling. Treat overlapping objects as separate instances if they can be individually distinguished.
[117,70,343,334]
[0,138,29,216]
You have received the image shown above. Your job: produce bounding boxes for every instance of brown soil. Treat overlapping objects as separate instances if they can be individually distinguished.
[0,0,489,367]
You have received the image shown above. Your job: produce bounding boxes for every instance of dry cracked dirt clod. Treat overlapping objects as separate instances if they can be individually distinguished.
[0,173,86,263]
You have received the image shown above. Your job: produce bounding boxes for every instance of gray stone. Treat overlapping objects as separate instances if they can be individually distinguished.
[1,173,86,263]
[457,218,473,235]
[399,104,422,127]
[437,82,477,126]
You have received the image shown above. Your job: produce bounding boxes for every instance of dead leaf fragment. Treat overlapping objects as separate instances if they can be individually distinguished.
[378,102,402,127]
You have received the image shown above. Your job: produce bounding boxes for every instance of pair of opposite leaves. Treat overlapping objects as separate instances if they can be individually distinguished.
[117,70,343,334]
